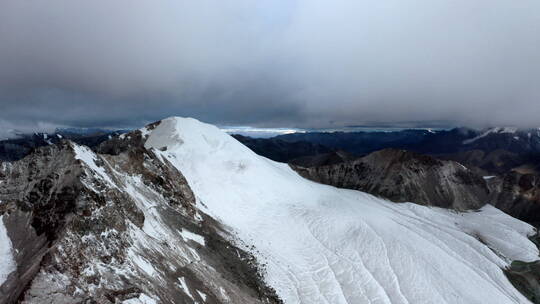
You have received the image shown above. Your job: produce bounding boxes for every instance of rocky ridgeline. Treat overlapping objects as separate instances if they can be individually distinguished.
[0,124,281,304]
[292,148,489,210]
[292,148,540,223]
[488,172,540,224]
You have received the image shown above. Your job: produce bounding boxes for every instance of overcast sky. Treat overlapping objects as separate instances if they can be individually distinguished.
[1,0,539,135]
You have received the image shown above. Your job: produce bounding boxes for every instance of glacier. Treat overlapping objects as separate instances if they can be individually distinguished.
[141,117,538,304]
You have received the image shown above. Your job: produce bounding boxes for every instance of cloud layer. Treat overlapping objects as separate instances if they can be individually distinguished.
[1,0,539,133]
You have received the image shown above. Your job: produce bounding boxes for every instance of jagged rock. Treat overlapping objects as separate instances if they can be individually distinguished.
[505,233,540,304]
[0,126,281,304]
[488,172,540,223]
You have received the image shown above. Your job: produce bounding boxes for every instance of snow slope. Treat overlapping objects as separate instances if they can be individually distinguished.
[145,117,539,304]
[0,215,16,286]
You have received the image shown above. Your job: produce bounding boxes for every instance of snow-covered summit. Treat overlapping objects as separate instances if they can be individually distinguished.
[142,117,539,304]
[143,116,253,155]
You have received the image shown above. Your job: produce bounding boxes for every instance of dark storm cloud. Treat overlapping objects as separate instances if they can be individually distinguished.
[0,0,539,135]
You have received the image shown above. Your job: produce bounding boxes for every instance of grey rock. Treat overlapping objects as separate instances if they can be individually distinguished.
[0,125,281,304]
[292,148,489,210]
[488,172,540,223]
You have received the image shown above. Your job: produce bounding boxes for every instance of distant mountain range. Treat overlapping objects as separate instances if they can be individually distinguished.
[273,127,540,155]
[0,129,126,161]
[234,127,540,174]
[230,134,332,163]
[2,125,540,224]
[233,127,540,225]
[4,126,540,164]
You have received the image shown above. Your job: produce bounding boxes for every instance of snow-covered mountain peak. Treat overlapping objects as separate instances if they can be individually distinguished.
[144,116,253,157]
[138,117,539,304]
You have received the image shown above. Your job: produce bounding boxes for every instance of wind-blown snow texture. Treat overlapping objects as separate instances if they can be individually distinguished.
[144,117,539,304]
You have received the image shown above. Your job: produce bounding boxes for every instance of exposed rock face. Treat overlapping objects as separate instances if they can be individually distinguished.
[292,148,489,210]
[289,147,540,222]
[436,149,540,176]
[506,259,540,303]
[505,233,540,304]
[0,126,281,303]
[488,172,540,223]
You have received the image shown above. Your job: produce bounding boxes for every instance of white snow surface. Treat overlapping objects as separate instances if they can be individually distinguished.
[197,290,207,301]
[0,215,16,286]
[179,229,205,246]
[73,144,117,188]
[177,277,194,300]
[145,117,538,304]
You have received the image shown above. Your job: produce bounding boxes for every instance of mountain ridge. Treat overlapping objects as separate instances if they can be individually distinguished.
[292,148,489,210]
[0,117,539,303]
[0,125,281,303]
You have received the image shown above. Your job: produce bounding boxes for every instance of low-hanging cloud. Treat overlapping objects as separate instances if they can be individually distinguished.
[0,0,539,134]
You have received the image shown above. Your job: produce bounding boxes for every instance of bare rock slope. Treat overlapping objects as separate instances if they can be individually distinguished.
[292,148,489,210]
[487,172,540,223]
[0,127,280,304]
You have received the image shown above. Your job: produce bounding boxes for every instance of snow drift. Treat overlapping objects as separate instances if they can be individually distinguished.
[142,117,539,304]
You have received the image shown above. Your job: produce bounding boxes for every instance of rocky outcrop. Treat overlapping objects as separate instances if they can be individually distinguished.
[505,260,540,303]
[0,142,83,303]
[0,126,281,304]
[292,148,489,210]
[290,147,540,221]
[437,149,540,175]
[488,172,540,223]
[505,233,540,304]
